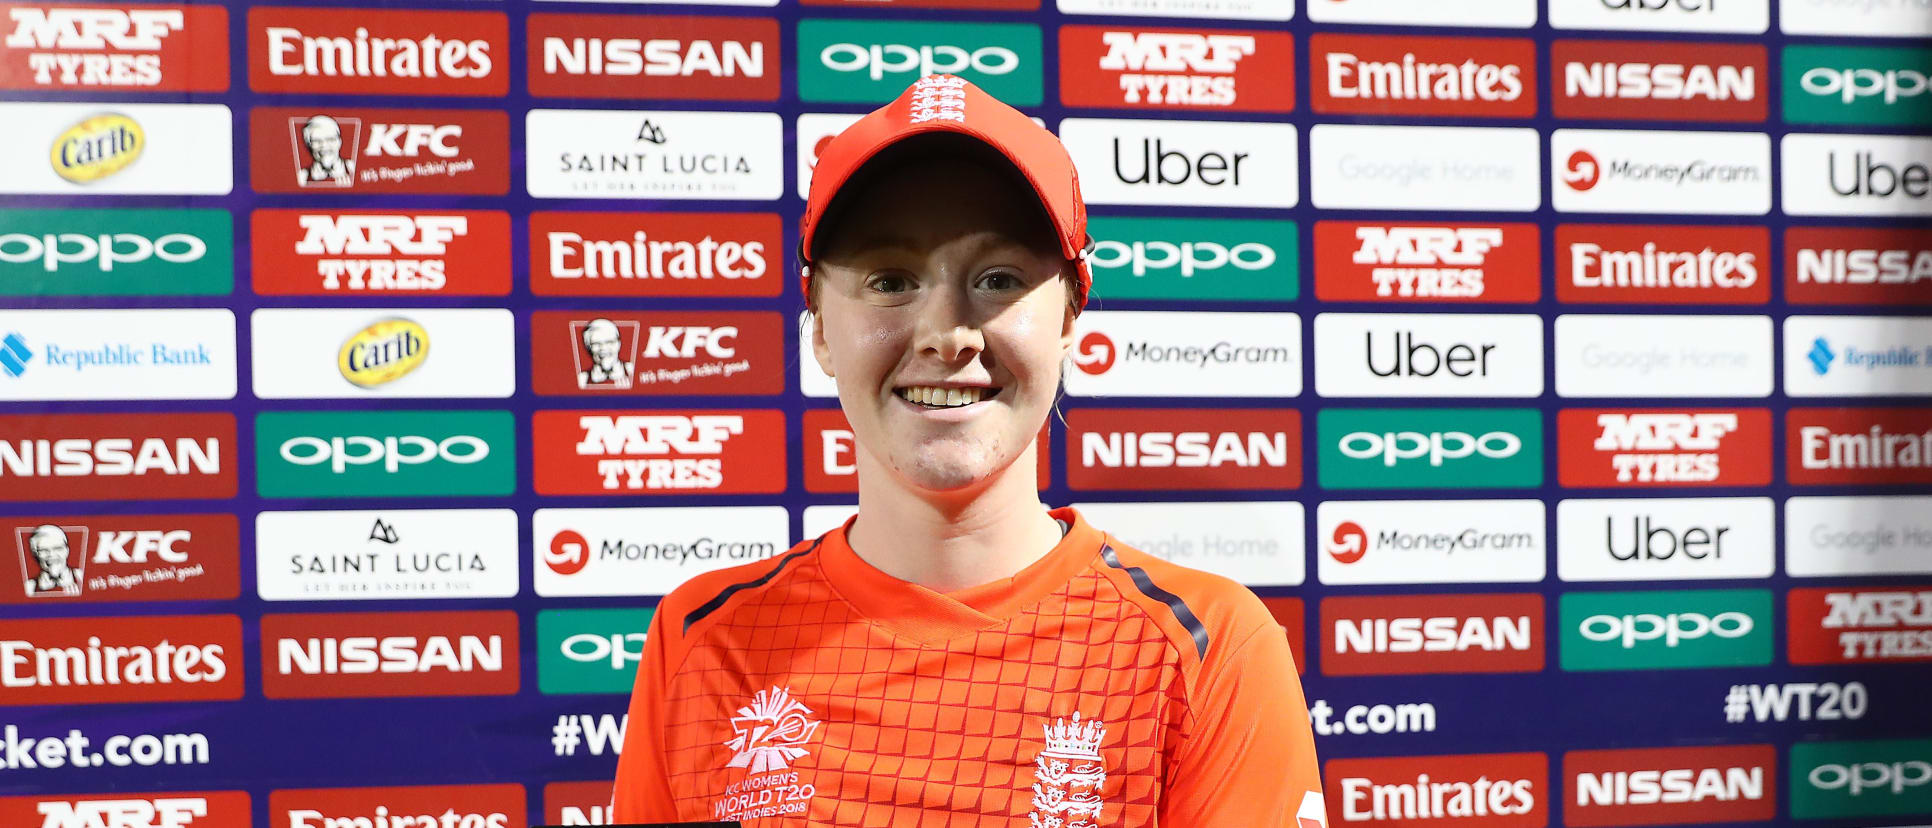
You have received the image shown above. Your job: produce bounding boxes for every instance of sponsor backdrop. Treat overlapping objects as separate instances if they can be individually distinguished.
[0,0,1928,826]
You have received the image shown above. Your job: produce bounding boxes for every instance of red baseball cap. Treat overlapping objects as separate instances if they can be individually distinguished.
[799,74,1093,309]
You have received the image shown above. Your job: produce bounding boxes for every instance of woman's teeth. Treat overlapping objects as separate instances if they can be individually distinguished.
[898,386,989,407]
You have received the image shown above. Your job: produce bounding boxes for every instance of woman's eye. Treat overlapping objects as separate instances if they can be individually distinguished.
[980,271,1021,291]
[869,273,910,293]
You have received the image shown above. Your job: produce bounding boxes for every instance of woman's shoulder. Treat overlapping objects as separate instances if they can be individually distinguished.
[653,533,832,642]
[1088,531,1281,660]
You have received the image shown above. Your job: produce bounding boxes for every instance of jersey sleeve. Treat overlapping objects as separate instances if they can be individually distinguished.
[1159,614,1326,828]
[611,602,682,823]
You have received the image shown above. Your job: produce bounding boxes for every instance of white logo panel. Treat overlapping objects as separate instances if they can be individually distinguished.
[1555,314,1772,398]
[1782,0,1932,37]
[526,109,782,200]
[1550,0,1769,33]
[1309,125,1541,212]
[1783,134,1932,217]
[250,309,514,399]
[1058,0,1294,20]
[1072,501,1305,586]
[533,506,790,597]
[1310,0,1534,27]
[796,113,863,200]
[800,505,858,542]
[1787,495,1932,577]
[1315,499,1545,585]
[0,103,232,195]
[1314,313,1544,398]
[1060,118,1298,208]
[256,509,520,601]
[1785,315,1932,397]
[1065,311,1301,398]
[0,309,235,401]
[1557,497,1775,582]
[1552,129,1771,215]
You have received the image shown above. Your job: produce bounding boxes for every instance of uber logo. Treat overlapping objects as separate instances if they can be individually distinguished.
[1315,313,1543,398]
[1309,0,1536,28]
[1310,124,1540,211]
[1783,134,1932,217]
[1555,314,1773,398]
[1060,118,1297,207]
[1558,497,1775,582]
[1550,0,1770,34]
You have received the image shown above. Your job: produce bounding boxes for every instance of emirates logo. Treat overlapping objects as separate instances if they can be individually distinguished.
[1029,711,1108,828]
[723,686,820,773]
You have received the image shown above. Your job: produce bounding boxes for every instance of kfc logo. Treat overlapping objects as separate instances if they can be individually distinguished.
[532,409,786,495]
[248,7,505,96]
[532,312,782,397]
[252,209,511,296]
[1059,26,1293,112]
[250,107,508,195]
[573,318,636,390]
[1313,221,1540,303]
[5,514,236,604]
[0,4,229,91]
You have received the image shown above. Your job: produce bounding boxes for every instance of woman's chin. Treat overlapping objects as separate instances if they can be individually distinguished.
[891,446,1009,494]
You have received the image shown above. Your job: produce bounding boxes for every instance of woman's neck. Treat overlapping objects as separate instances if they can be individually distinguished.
[844,441,1066,593]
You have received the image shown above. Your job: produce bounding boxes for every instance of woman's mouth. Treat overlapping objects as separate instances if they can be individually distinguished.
[895,385,1002,408]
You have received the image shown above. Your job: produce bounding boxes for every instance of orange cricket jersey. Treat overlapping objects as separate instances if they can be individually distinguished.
[612,506,1325,827]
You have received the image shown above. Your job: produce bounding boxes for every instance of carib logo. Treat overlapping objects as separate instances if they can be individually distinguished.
[1809,337,1837,375]
[1072,330,1116,376]
[1564,150,1601,192]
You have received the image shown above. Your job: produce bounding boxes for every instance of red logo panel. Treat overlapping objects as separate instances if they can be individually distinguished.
[0,3,228,90]
[1555,225,1771,304]
[1261,596,1307,675]
[248,107,509,195]
[261,611,519,699]
[528,14,778,100]
[1560,408,1771,488]
[0,791,250,828]
[0,615,242,705]
[1788,407,1932,485]
[1786,227,1932,306]
[530,311,784,396]
[252,209,510,296]
[1314,221,1540,303]
[1310,33,1536,118]
[247,7,506,95]
[533,409,786,495]
[1059,25,1293,113]
[543,781,612,827]
[1551,40,1766,122]
[1066,408,1300,491]
[2,513,237,604]
[1326,752,1548,827]
[270,785,525,828]
[1789,586,1932,665]
[1321,594,1545,676]
[530,212,782,298]
[803,408,1046,493]
[0,413,236,502]
[1564,745,1777,826]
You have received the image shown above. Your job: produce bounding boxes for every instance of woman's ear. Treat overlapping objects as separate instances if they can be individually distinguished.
[808,306,836,379]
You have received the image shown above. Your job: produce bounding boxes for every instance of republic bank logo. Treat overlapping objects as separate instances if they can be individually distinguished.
[1564,150,1601,191]
[1810,337,1838,375]
[0,332,29,377]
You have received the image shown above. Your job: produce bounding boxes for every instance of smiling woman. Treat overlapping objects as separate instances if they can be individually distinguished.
[612,75,1324,828]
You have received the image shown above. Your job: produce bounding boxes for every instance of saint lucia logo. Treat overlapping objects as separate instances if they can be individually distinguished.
[723,686,820,773]
[1029,711,1108,828]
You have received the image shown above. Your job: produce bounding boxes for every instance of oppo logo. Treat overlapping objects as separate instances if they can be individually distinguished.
[1578,610,1753,648]
[0,232,206,272]
[1089,239,1276,277]
[1801,67,1929,104]
[1808,761,1932,796]
[1339,430,1523,467]
[818,43,1017,81]
[279,434,490,473]
[561,631,645,669]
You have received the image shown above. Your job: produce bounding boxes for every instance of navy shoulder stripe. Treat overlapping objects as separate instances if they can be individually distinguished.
[682,537,822,634]
[1100,543,1210,660]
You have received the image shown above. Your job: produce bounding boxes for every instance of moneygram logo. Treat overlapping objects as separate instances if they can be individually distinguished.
[1558,408,1771,488]
[530,212,780,298]
[1786,44,1932,127]
[1791,740,1932,819]
[1087,216,1297,301]
[1312,221,1539,303]
[1789,407,1932,486]
[0,412,236,502]
[528,13,777,100]
[270,785,523,828]
[0,614,241,705]
[1058,26,1294,112]
[1553,40,1767,122]
[252,209,509,296]
[1328,522,1366,564]
[1554,130,1771,215]
[1564,745,1777,827]
[1317,500,1546,585]
[1555,224,1769,304]
[1063,311,1301,397]
[1066,408,1301,491]
[2,792,251,828]
[1564,149,1601,191]
[531,311,783,396]
[1317,408,1543,490]
[532,410,787,495]
[1310,33,1535,117]
[799,19,1041,104]
[263,610,519,699]
[1,4,229,91]
[255,410,514,498]
[1322,594,1545,675]
[247,7,505,95]
[1559,589,1772,671]
[1788,585,1932,665]
[538,607,651,694]
[5,513,238,605]
[533,506,789,596]
[0,208,231,297]
[248,107,508,196]
[1072,331,1114,375]
[1786,226,1932,305]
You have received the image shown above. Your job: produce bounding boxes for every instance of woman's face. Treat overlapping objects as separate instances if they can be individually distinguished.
[809,160,1077,495]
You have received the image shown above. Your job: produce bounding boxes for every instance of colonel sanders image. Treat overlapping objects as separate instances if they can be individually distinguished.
[22,524,80,597]
[296,115,355,187]
[576,318,635,390]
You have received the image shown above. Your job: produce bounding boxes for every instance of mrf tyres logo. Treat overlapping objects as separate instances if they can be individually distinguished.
[1310,32,1535,118]
[1313,221,1539,303]
[1552,40,1767,122]
[1785,45,1932,127]
[247,6,505,96]
[255,410,513,498]
[532,410,786,495]
[1787,226,1932,305]
[0,614,241,706]
[0,412,234,502]
[1058,25,1293,112]
[1086,216,1296,301]
[1789,585,1932,665]
[530,212,779,298]
[248,107,508,196]
[0,4,229,91]
[1317,408,1542,490]
[1564,745,1777,827]
[262,610,518,699]
[530,311,783,396]
[251,209,510,296]
[1559,408,1771,488]
[537,607,651,694]
[2,792,252,828]
[0,208,231,297]
[798,18,1041,104]
[1555,224,1769,304]
[1321,593,1545,676]
[1792,740,1932,820]
[1559,589,1772,671]
[528,13,777,101]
